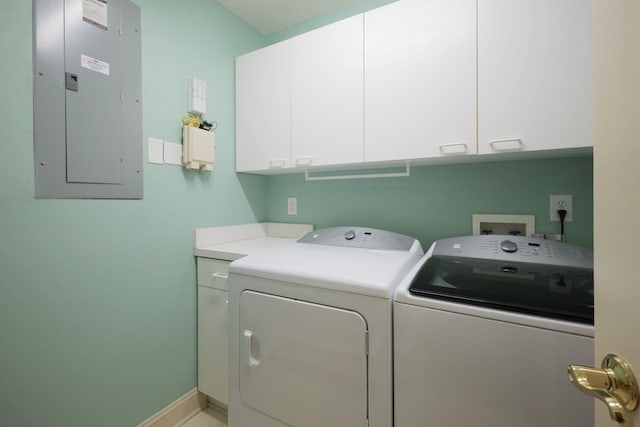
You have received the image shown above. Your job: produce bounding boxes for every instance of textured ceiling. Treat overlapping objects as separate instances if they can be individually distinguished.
[216,0,360,35]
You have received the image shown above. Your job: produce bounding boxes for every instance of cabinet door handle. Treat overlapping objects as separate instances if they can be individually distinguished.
[212,272,228,280]
[269,159,287,168]
[489,138,524,151]
[295,156,314,167]
[439,142,468,154]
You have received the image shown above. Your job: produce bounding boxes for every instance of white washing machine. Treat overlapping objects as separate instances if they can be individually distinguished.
[227,227,423,427]
[394,235,594,427]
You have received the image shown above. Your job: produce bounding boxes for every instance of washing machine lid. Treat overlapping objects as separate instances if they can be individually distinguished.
[408,236,594,324]
[230,227,423,299]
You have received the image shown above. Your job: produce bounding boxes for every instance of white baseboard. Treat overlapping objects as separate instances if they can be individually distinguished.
[206,396,228,417]
[137,388,208,427]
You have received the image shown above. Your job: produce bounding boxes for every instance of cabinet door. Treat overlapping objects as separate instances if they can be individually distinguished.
[198,286,229,405]
[236,41,292,172]
[291,15,364,168]
[478,0,593,154]
[364,0,477,162]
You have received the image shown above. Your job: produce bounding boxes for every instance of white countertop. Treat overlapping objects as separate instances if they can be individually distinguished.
[194,222,314,261]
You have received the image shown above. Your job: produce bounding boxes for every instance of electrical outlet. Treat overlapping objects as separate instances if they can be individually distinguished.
[550,194,573,222]
[287,197,297,215]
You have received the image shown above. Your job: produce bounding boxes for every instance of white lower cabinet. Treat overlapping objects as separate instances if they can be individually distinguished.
[364,0,477,162]
[197,257,230,405]
[478,0,593,154]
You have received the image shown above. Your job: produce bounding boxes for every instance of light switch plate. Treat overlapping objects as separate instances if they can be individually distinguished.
[288,197,297,215]
[189,78,206,114]
[163,141,183,166]
[148,137,164,164]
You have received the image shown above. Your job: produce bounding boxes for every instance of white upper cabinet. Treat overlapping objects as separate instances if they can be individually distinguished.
[236,0,593,174]
[364,0,477,162]
[236,41,292,172]
[291,15,364,168]
[478,0,593,155]
[236,15,363,172]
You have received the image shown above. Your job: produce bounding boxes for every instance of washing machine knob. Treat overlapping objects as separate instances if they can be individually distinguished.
[344,230,356,240]
[500,240,518,253]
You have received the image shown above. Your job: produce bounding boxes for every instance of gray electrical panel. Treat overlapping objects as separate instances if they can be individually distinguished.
[33,0,143,199]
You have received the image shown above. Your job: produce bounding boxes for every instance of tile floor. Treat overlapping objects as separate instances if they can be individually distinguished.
[181,407,227,427]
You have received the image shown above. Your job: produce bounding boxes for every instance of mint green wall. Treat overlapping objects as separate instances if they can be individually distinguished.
[266,157,594,249]
[0,1,265,426]
[0,0,595,426]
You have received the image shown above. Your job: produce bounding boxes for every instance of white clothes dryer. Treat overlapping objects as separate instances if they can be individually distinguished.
[227,227,423,427]
[394,235,594,427]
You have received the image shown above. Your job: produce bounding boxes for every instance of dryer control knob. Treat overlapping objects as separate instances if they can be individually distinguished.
[500,240,518,253]
[344,230,356,240]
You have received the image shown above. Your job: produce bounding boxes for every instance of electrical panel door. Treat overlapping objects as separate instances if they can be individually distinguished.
[33,0,142,198]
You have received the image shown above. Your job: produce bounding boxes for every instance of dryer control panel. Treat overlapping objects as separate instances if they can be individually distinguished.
[298,227,420,252]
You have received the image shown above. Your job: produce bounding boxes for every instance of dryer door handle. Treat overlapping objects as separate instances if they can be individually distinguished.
[243,330,260,368]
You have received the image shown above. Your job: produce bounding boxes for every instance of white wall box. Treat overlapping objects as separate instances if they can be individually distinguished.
[364,0,477,162]
[478,0,593,155]
[182,126,215,171]
[33,0,142,198]
[471,214,535,237]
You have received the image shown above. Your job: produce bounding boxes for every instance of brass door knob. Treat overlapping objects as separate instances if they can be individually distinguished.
[568,354,639,425]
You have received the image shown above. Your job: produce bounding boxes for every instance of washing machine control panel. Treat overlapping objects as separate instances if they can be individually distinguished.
[432,235,593,270]
[298,226,419,251]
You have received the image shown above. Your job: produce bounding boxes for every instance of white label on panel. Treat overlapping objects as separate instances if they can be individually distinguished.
[82,0,108,30]
[81,54,110,76]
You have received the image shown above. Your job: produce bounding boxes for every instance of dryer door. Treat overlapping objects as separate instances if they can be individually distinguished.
[239,290,368,427]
